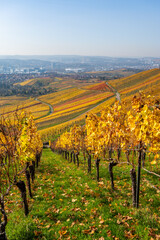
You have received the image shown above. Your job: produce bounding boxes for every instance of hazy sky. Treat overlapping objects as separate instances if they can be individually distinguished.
[0,0,160,57]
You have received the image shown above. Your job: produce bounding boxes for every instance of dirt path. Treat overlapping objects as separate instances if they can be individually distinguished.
[105,82,121,102]
[35,98,54,114]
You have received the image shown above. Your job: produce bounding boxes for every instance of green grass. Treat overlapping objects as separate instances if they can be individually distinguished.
[5,149,160,240]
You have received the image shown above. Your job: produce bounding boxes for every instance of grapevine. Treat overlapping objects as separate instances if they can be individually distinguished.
[0,110,43,239]
[52,93,160,207]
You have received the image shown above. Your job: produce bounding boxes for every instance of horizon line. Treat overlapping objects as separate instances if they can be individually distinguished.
[0,54,160,59]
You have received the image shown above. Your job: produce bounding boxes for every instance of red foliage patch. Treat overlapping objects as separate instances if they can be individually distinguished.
[54,95,108,113]
[54,93,98,109]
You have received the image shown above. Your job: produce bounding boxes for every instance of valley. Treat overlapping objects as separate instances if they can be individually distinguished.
[0,68,160,139]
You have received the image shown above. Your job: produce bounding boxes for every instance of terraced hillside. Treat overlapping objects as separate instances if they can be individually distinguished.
[0,77,115,135]
[37,84,114,130]
[108,68,160,103]
[1,69,159,139]
[0,96,49,119]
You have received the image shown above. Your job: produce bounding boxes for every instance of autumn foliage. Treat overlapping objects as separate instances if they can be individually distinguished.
[0,111,43,239]
[55,93,160,162]
[53,93,160,207]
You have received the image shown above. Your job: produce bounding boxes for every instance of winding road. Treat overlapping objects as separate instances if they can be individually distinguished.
[35,81,121,124]
[105,82,121,102]
[35,98,54,115]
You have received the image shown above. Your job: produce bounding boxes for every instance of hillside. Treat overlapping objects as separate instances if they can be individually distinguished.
[0,69,160,137]
[1,69,160,240]
[6,149,160,240]
[39,68,160,140]
[0,77,115,134]
[0,96,50,119]
[37,86,113,130]
[15,75,101,92]
[108,68,160,102]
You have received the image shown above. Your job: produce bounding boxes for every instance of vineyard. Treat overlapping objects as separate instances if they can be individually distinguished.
[109,69,160,103]
[2,69,159,135]
[0,96,49,120]
[38,69,160,140]
[0,79,114,132]
[37,85,113,130]
[0,111,43,240]
[52,92,160,206]
[0,69,160,239]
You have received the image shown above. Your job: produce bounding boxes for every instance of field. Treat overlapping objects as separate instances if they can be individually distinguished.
[0,77,115,132]
[5,149,160,240]
[1,68,160,140]
[39,96,116,142]
[15,76,102,91]
[1,68,160,134]
[1,68,160,240]
[0,96,50,119]
[108,68,160,104]
[37,86,113,130]
[39,69,160,140]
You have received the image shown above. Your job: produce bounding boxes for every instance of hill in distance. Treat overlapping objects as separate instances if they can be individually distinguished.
[0,68,160,138]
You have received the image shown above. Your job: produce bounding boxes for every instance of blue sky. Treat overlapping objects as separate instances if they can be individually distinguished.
[0,0,160,57]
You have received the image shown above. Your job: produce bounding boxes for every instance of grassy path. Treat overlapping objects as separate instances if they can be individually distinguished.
[6,149,160,240]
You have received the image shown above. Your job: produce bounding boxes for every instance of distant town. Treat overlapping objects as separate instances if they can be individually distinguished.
[0,56,160,75]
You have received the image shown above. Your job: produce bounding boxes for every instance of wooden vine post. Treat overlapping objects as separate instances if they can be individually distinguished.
[130,168,137,207]
[136,141,142,208]
[25,169,33,198]
[95,158,100,181]
[108,161,118,190]
[16,180,29,216]
[87,154,91,174]
[76,152,79,167]
[0,197,7,240]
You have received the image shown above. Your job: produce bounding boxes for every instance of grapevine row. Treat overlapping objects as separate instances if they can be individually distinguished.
[0,111,43,240]
[51,92,160,208]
